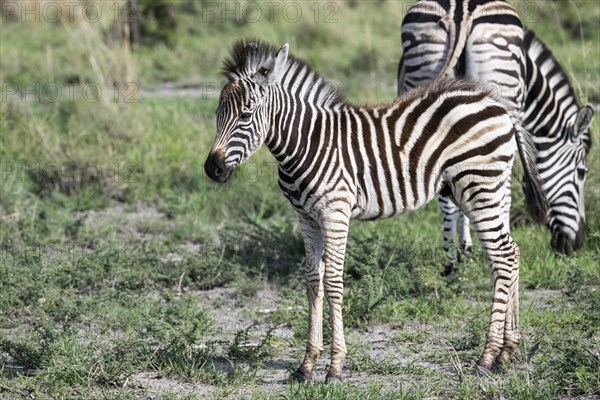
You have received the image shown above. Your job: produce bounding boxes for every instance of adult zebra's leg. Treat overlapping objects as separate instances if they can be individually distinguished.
[320,209,351,383]
[439,194,460,275]
[439,192,475,275]
[439,194,474,276]
[458,212,473,256]
[292,213,325,382]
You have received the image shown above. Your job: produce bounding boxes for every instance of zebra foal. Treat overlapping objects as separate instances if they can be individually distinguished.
[204,40,548,382]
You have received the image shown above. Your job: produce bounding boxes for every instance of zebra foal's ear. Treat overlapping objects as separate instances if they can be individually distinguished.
[574,105,594,137]
[253,43,289,87]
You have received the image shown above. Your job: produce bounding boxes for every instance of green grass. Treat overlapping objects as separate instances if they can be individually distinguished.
[1,1,599,399]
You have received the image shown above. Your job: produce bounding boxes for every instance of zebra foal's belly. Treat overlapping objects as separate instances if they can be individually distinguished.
[350,183,442,221]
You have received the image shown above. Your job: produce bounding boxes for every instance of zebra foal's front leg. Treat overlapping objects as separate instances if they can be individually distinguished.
[291,209,350,383]
[291,213,325,383]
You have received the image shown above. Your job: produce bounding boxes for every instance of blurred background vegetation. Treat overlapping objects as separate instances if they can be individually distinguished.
[1,0,598,93]
[1,0,598,214]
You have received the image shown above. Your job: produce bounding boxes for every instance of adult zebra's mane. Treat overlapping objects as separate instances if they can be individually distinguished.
[222,39,345,106]
[525,29,578,100]
[523,28,592,150]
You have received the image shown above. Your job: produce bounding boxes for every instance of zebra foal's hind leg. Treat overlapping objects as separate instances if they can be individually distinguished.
[440,166,514,276]
[451,175,521,372]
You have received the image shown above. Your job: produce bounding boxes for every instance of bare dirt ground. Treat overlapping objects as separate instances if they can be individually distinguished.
[124,284,566,399]
[125,290,427,398]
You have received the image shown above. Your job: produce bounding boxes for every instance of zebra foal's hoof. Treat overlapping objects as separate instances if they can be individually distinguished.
[491,360,507,374]
[491,350,514,373]
[289,369,312,383]
[474,363,493,377]
[325,373,342,384]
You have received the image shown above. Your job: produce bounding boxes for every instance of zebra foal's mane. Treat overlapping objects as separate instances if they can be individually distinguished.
[222,39,343,106]
[392,78,503,107]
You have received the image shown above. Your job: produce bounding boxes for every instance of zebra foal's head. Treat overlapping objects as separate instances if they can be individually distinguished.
[548,104,594,255]
[204,40,289,183]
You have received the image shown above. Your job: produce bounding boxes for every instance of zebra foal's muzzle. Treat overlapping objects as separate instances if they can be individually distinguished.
[204,151,232,183]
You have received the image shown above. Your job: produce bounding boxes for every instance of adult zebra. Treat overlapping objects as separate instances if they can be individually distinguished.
[205,40,548,381]
[398,0,593,266]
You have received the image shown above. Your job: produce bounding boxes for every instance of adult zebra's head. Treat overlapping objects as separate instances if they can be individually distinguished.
[546,105,594,255]
[204,40,289,183]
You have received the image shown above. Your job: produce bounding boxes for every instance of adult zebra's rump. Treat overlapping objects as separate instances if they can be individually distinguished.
[205,40,548,382]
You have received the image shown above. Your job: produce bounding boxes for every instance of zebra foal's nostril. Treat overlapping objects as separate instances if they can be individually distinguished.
[204,152,230,183]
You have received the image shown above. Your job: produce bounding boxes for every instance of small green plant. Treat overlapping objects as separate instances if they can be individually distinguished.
[227,325,276,368]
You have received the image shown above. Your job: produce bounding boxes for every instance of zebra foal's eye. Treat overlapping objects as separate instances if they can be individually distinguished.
[240,112,252,121]
[577,167,587,180]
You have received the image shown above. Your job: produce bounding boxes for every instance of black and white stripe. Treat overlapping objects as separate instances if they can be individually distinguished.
[398,0,525,271]
[205,40,548,381]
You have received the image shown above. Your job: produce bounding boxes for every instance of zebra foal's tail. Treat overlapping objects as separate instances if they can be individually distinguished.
[512,117,549,224]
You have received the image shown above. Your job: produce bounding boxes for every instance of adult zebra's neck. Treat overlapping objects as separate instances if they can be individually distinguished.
[523,30,581,138]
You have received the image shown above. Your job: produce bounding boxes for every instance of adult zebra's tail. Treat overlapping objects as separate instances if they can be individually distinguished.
[397,1,473,96]
[512,117,549,224]
[436,12,472,80]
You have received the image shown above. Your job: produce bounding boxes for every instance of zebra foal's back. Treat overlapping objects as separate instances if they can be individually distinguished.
[345,80,518,220]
